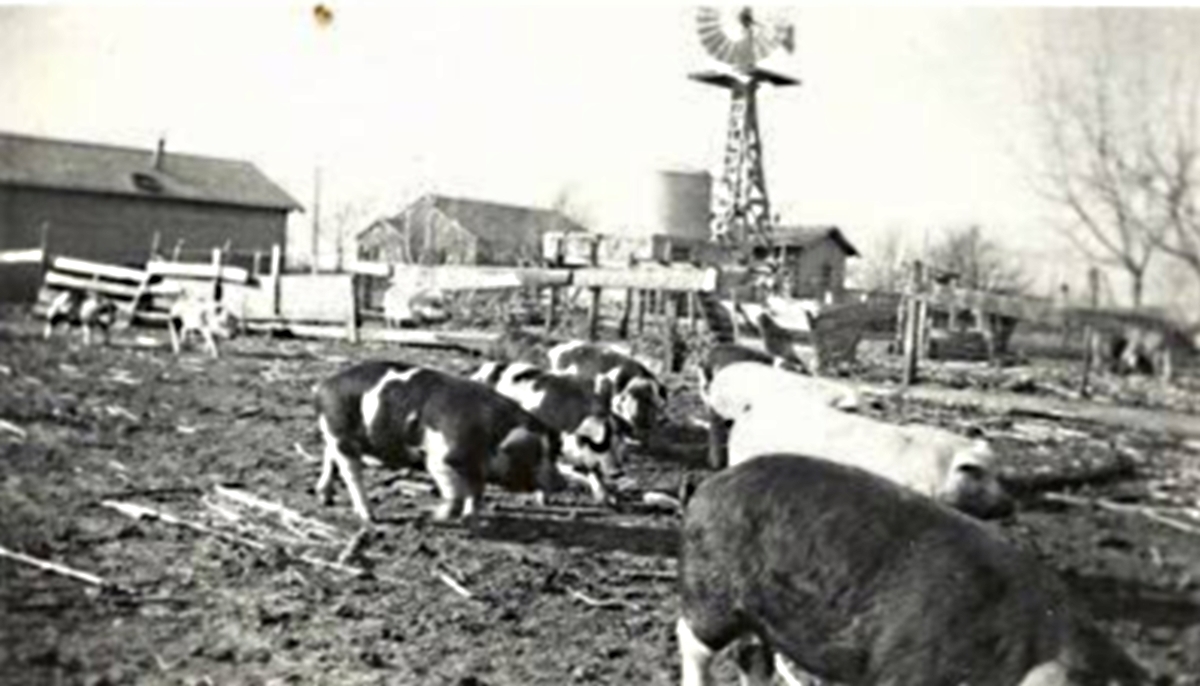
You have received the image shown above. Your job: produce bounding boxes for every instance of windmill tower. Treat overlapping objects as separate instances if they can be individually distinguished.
[690,6,797,257]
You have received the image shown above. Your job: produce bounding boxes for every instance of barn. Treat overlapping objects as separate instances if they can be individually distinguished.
[0,131,302,302]
[755,226,860,301]
[357,194,586,267]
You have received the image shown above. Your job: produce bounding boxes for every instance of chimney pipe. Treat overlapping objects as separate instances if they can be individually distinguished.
[153,137,166,170]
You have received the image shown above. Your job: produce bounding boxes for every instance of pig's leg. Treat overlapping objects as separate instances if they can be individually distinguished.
[203,327,219,359]
[733,639,775,686]
[319,415,372,522]
[315,416,340,505]
[423,429,468,521]
[677,618,717,686]
[169,319,182,355]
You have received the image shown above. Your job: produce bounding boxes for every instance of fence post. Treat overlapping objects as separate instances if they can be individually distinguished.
[346,274,360,344]
[211,248,223,301]
[586,237,602,341]
[546,236,564,333]
[1080,266,1100,397]
[636,289,646,336]
[902,260,923,386]
[269,244,282,318]
[665,290,681,373]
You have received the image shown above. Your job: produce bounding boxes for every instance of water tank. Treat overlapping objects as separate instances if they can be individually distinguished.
[653,169,712,239]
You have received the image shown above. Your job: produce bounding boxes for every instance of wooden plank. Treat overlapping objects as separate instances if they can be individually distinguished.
[146,259,250,284]
[345,260,392,278]
[572,266,718,292]
[51,256,147,283]
[0,248,44,264]
[44,271,181,298]
[389,264,572,292]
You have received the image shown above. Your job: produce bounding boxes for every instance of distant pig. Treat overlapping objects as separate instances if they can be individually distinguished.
[471,360,625,503]
[43,289,118,346]
[678,454,1148,686]
[168,293,238,358]
[315,361,566,522]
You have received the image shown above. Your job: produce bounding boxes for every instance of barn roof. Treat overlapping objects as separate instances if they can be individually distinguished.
[0,131,302,212]
[363,194,586,248]
[773,226,860,256]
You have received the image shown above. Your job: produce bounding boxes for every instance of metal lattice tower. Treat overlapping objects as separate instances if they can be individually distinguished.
[690,7,797,256]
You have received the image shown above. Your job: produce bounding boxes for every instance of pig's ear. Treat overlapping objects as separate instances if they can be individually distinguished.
[594,376,614,406]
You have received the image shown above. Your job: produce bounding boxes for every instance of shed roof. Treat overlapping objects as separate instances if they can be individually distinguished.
[773,225,859,256]
[0,131,302,212]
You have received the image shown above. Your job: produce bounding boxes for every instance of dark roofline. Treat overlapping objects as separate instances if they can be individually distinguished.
[774,225,860,257]
[0,130,303,212]
[0,178,300,215]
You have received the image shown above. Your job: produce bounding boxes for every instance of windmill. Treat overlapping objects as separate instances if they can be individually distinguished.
[690,6,797,257]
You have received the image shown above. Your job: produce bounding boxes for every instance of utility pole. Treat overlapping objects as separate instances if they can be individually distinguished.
[311,165,322,274]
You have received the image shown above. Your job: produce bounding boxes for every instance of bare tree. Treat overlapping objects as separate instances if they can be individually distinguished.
[549,183,595,231]
[1028,9,1185,307]
[927,225,1029,294]
[852,227,910,293]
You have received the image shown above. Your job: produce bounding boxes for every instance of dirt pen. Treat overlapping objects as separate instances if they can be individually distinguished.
[2,247,1200,684]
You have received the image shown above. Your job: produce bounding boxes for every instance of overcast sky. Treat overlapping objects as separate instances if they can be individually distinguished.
[3,2,1199,308]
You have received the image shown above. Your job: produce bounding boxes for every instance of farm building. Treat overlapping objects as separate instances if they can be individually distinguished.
[0,131,301,301]
[753,226,859,301]
[357,194,586,267]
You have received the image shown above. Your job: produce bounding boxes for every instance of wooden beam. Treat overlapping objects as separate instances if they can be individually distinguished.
[572,265,718,292]
[51,256,147,283]
[44,271,181,298]
[0,248,44,264]
[146,259,250,284]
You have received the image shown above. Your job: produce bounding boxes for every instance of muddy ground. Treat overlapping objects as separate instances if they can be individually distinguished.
[2,319,1199,686]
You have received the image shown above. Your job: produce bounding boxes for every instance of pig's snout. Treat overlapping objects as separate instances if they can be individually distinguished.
[940,463,1015,520]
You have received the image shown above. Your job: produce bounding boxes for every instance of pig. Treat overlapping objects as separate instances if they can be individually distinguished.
[546,340,668,440]
[696,347,807,469]
[727,398,1012,519]
[314,360,566,522]
[43,289,119,346]
[678,454,1148,686]
[702,361,869,470]
[168,293,238,358]
[705,361,864,420]
[470,360,625,503]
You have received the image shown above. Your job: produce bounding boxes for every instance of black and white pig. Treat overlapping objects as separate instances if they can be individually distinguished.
[168,292,238,359]
[546,340,668,440]
[43,289,119,346]
[678,454,1148,686]
[471,360,625,503]
[314,360,566,522]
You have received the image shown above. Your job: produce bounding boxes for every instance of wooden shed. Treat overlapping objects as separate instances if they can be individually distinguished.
[357,194,586,267]
[0,131,301,301]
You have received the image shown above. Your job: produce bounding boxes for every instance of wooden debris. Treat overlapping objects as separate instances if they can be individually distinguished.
[105,405,139,422]
[1042,493,1200,537]
[0,419,27,440]
[0,544,124,592]
[434,567,474,599]
[294,442,320,463]
[212,485,340,540]
[337,528,373,566]
[567,588,632,610]
[101,500,268,551]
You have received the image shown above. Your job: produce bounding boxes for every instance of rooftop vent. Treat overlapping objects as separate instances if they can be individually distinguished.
[132,172,164,194]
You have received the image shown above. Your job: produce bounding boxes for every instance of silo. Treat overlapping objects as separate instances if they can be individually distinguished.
[652,169,712,239]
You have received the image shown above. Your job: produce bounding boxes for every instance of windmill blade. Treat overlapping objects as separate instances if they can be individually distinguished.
[695,5,795,71]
